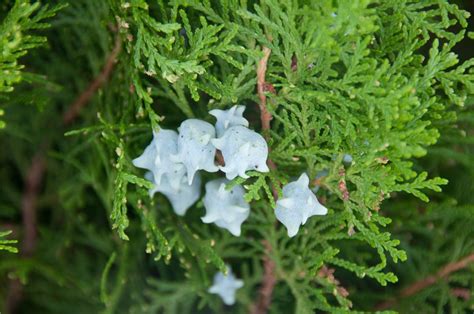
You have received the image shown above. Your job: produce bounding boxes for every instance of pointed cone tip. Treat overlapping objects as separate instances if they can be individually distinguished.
[209,109,220,117]
[211,138,223,149]
[259,163,270,172]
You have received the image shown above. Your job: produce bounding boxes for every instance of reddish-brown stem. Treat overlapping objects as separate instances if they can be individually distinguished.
[5,32,122,314]
[253,45,352,314]
[63,33,122,125]
[256,46,273,134]
[251,241,277,314]
[451,287,470,300]
[20,151,46,256]
[5,150,46,313]
[250,46,278,314]
[256,46,278,199]
[375,253,474,310]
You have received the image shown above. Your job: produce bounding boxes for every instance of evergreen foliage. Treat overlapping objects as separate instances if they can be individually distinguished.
[0,0,63,128]
[0,230,17,253]
[0,0,473,313]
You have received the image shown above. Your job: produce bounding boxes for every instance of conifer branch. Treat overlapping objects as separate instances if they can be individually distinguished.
[256,46,273,136]
[5,148,46,313]
[63,33,122,125]
[20,151,46,256]
[256,45,277,190]
[251,240,277,314]
[317,265,350,299]
[2,1,473,312]
[375,253,474,310]
[251,45,277,314]
[5,32,122,314]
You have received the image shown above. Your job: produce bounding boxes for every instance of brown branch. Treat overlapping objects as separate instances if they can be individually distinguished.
[256,46,273,134]
[62,33,122,125]
[20,150,46,256]
[5,149,46,313]
[451,287,470,300]
[5,32,122,314]
[253,45,352,314]
[375,253,474,310]
[250,46,278,314]
[256,46,277,198]
[251,241,277,314]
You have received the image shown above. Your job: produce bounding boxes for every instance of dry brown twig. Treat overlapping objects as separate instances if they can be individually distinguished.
[5,32,122,314]
[376,253,474,310]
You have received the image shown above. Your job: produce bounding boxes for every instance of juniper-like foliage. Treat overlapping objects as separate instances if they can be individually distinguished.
[0,230,17,253]
[0,1,473,313]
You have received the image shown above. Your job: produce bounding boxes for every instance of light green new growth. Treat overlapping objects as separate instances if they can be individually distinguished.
[0,230,17,253]
[0,0,64,128]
